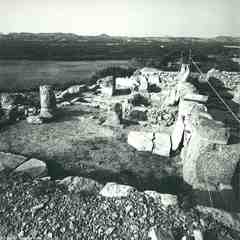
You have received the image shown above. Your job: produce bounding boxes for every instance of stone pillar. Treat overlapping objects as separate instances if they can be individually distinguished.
[39,85,57,119]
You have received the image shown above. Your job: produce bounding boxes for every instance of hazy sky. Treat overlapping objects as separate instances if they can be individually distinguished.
[0,0,239,37]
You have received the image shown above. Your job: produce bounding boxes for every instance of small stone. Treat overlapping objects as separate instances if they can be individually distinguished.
[47,232,53,239]
[99,182,135,198]
[160,193,178,207]
[105,227,115,236]
[27,115,43,125]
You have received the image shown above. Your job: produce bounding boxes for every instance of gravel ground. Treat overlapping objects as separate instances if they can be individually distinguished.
[0,174,240,240]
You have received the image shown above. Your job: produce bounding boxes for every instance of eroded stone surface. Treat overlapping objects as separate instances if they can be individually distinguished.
[182,131,240,188]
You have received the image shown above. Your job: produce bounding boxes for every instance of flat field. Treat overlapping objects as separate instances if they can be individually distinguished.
[0,60,130,91]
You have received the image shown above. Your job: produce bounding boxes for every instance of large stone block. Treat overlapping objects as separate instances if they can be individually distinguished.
[127,131,154,152]
[195,117,230,144]
[182,132,240,188]
[152,133,171,157]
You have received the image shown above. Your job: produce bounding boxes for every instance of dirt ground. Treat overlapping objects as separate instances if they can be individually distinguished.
[0,95,184,193]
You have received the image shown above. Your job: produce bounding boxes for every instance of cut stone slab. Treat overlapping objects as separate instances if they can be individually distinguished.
[58,176,103,193]
[101,86,115,97]
[0,152,27,172]
[115,77,132,89]
[99,182,135,198]
[171,116,184,151]
[183,93,208,103]
[14,158,47,178]
[152,133,171,157]
[196,117,230,144]
[128,131,154,152]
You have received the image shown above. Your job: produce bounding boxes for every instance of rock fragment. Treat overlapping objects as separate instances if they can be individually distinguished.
[99,182,135,198]
[14,158,47,178]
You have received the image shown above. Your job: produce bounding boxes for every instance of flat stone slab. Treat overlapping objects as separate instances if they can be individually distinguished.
[128,131,154,152]
[152,133,171,157]
[0,152,27,172]
[14,158,47,178]
[183,93,208,103]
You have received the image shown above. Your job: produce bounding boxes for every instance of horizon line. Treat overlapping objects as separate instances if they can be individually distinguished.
[1,32,240,39]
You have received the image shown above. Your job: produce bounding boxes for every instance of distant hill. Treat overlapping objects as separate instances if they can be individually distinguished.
[0,32,239,43]
[213,36,240,43]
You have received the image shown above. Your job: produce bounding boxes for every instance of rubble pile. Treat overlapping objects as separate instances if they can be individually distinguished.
[1,175,240,240]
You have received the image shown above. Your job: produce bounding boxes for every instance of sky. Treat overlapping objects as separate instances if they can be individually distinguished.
[0,0,239,37]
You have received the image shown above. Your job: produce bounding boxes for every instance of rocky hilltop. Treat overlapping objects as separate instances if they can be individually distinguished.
[0,66,240,239]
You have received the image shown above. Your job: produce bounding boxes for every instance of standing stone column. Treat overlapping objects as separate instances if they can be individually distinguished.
[39,85,57,119]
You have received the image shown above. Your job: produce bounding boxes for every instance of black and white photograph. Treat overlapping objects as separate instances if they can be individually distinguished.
[0,0,240,239]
